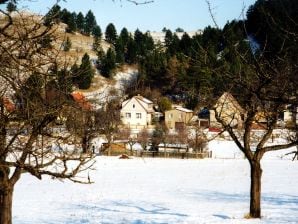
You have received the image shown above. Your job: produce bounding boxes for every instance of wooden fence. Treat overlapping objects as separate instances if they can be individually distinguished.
[101,149,210,159]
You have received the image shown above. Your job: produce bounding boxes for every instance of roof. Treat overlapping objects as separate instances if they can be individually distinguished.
[2,97,15,112]
[122,95,154,113]
[175,107,193,113]
[216,92,245,114]
[135,95,153,104]
[71,92,93,110]
[167,106,193,113]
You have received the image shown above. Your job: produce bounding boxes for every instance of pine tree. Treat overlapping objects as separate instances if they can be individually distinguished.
[164,29,173,48]
[93,37,101,52]
[101,48,116,78]
[179,32,192,56]
[119,27,130,45]
[60,8,71,24]
[84,10,97,35]
[66,12,77,33]
[105,23,117,45]
[92,25,102,39]
[6,2,16,12]
[73,53,94,89]
[126,37,137,64]
[63,37,72,52]
[115,38,125,64]
[43,4,61,27]
[76,12,85,33]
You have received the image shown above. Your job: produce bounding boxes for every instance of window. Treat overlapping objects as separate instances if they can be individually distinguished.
[136,113,142,119]
[133,104,135,108]
[169,113,173,119]
[125,113,131,119]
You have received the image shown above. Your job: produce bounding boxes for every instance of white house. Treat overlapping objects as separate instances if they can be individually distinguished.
[120,95,155,129]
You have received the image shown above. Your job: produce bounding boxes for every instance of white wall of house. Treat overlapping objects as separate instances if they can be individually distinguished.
[284,107,298,125]
[121,97,150,127]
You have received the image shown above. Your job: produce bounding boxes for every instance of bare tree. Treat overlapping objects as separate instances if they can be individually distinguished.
[175,125,188,152]
[65,106,95,153]
[115,127,136,155]
[0,9,95,224]
[137,128,150,152]
[204,0,298,218]
[188,124,208,153]
[95,97,121,155]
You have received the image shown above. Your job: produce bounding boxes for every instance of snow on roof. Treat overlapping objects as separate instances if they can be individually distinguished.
[135,95,153,104]
[175,107,193,113]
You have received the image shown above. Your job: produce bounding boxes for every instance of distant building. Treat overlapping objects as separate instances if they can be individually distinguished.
[165,106,193,130]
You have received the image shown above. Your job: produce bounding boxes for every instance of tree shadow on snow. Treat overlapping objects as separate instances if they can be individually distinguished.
[61,201,187,224]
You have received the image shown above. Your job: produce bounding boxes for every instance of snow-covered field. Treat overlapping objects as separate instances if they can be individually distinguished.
[13,151,298,224]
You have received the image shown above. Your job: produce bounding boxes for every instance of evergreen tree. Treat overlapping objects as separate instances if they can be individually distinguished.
[57,68,73,94]
[93,36,101,52]
[66,12,77,33]
[92,25,102,39]
[167,33,180,56]
[76,12,85,33]
[43,4,61,27]
[143,32,155,52]
[39,34,53,49]
[158,97,172,113]
[134,29,143,46]
[164,29,173,48]
[63,37,72,52]
[119,27,130,45]
[105,23,117,44]
[134,29,146,58]
[115,38,125,64]
[246,0,298,60]
[84,10,97,35]
[71,63,80,85]
[6,1,16,12]
[73,53,94,89]
[60,8,71,24]
[179,32,192,56]
[59,9,76,33]
[118,27,130,63]
[175,27,184,32]
[101,48,116,78]
[126,37,137,64]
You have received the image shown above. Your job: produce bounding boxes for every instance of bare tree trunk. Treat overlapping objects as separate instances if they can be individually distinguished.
[0,180,13,224]
[82,135,88,153]
[249,160,262,218]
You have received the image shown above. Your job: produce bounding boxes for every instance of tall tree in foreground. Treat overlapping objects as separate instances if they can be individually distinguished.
[206,0,298,218]
[0,9,94,224]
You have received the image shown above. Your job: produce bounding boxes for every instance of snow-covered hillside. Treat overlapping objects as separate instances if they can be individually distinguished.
[13,154,298,223]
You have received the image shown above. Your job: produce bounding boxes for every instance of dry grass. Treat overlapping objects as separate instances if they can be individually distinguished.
[1,11,130,94]
[244,213,252,219]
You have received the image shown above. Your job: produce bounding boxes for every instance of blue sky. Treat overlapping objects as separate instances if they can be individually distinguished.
[13,0,256,32]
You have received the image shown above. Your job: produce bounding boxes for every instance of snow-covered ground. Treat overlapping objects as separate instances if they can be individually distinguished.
[13,148,298,224]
